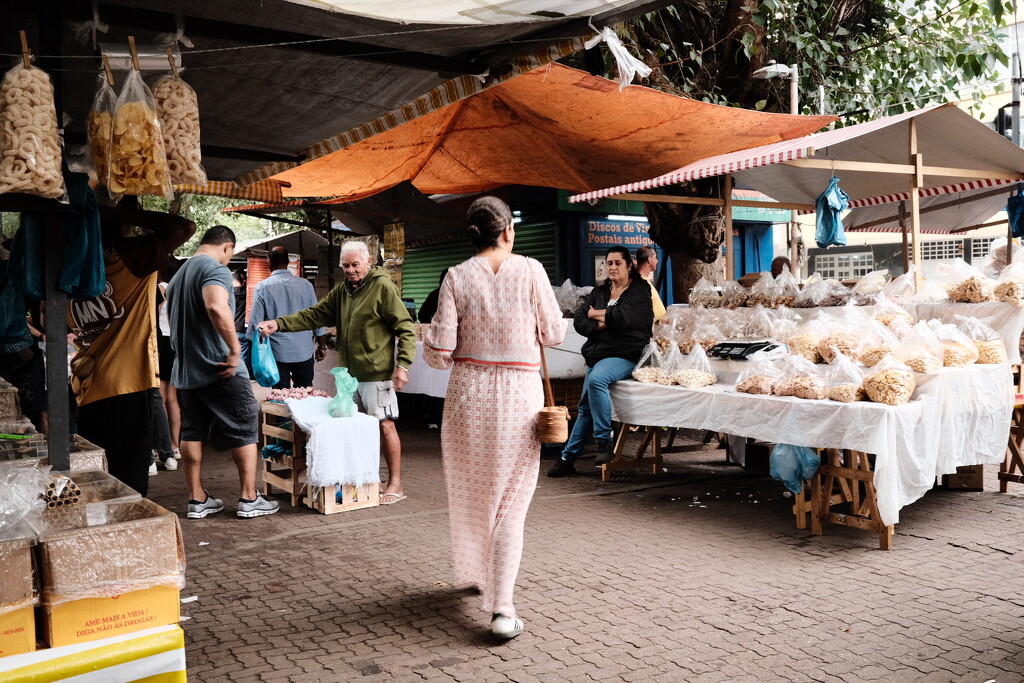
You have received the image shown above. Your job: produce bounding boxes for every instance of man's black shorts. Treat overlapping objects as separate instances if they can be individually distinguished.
[178,373,258,448]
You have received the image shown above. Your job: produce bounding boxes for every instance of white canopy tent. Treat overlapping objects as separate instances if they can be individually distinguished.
[569,104,1024,282]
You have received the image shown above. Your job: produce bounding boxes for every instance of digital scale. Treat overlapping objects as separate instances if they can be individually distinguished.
[708,340,783,360]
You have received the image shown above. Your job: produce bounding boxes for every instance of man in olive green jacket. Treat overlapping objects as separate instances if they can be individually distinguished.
[257,241,415,504]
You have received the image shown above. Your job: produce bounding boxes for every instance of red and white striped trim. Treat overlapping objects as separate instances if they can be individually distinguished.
[795,177,1021,215]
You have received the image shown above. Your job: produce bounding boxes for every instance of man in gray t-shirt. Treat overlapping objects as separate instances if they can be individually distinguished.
[166,226,279,520]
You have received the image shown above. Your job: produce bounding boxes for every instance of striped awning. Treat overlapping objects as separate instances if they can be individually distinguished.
[172,180,287,203]
[237,36,589,186]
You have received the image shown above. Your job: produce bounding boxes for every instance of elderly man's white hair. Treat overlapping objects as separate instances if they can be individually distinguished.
[341,240,371,261]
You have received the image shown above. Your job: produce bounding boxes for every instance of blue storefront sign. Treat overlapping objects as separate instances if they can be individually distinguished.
[582,218,664,290]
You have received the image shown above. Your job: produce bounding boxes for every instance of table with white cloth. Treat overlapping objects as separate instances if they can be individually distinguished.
[608,363,1013,549]
[396,330,589,399]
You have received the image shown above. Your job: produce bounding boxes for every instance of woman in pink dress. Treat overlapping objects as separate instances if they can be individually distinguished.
[424,196,565,640]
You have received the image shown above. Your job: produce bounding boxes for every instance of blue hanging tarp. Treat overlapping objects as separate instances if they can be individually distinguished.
[815,176,850,248]
[1008,187,1024,238]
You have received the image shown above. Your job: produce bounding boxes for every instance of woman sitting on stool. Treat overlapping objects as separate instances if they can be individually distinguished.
[548,245,654,477]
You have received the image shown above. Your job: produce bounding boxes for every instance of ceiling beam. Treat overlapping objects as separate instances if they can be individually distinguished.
[62,130,302,164]
[54,1,487,76]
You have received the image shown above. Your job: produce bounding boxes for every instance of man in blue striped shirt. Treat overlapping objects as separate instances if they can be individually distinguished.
[246,247,326,389]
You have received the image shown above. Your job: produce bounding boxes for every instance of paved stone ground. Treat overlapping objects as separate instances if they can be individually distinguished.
[146,413,1024,682]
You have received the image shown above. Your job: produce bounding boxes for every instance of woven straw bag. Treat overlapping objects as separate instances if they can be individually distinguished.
[537,344,570,443]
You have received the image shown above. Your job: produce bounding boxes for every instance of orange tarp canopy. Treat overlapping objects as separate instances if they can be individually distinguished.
[274,63,836,199]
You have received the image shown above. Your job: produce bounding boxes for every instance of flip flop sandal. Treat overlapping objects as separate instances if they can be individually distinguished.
[380,493,407,505]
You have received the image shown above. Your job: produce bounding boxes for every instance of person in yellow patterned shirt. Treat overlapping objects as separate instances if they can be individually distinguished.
[635,245,666,319]
[68,200,194,495]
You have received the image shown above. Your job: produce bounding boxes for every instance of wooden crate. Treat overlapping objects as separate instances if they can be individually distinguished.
[260,401,307,507]
[942,464,984,491]
[307,482,380,515]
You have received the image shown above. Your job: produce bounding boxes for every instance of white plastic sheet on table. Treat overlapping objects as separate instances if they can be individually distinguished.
[610,364,1013,526]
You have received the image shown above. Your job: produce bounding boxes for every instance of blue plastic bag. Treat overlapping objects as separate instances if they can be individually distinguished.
[327,367,359,417]
[769,443,821,494]
[1008,191,1024,238]
[815,176,850,248]
[252,335,280,387]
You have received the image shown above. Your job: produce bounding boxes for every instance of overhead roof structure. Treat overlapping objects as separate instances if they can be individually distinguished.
[270,62,836,199]
[7,0,672,183]
[569,104,1024,281]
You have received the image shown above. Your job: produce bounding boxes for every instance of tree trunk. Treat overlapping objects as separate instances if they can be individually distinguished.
[672,253,724,303]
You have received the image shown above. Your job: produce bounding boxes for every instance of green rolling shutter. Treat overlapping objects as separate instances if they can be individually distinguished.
[402,222,558,308]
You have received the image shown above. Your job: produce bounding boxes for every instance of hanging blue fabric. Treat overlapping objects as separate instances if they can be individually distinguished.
[11,172,105,300]
[815,175,850,248]
[1008,186,1024,238]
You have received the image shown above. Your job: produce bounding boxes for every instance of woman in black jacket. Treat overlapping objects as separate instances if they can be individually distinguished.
[548,246,654,477]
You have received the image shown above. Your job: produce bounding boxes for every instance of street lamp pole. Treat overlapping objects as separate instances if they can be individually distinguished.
[787,64,800,277]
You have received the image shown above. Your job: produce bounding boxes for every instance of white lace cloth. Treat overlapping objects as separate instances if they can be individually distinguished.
[283,397,380,487]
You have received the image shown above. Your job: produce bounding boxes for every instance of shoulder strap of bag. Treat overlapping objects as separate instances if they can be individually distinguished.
[532,269,556,408]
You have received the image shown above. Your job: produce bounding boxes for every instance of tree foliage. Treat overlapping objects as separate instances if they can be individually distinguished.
[141,193,313,257]
[572,0,1012,296]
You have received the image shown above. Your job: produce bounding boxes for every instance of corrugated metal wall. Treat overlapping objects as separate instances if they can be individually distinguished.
[402,222,558,306]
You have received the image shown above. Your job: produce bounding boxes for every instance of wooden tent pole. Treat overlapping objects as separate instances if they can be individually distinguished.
[909,119,923,290]
[899,201,909,272]
[723,173,734,280]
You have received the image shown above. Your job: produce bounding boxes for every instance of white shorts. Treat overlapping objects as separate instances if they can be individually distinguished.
[354,380,399,420]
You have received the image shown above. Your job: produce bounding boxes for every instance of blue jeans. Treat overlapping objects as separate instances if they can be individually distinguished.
[560,357,636,463]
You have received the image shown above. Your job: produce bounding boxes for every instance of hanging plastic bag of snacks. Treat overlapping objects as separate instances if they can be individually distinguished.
[773,354,826,399]
[735,349,784,395]
[152,73,207,184]
[86,73,116,188]
[673,344,717,388]
[951,314,1008,364]
[0,63,65,198]
[631,341,664,383]
[863,355,916,405]
[825,348,866,402]
[108,69,172,198]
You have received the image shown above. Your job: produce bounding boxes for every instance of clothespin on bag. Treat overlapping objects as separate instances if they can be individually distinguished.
[19,30,31,68]
[166,47,180,78]
[127,35,140,71]
[101,54,114,87]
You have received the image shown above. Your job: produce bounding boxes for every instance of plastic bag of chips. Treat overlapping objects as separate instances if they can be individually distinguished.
[108,69,172,199]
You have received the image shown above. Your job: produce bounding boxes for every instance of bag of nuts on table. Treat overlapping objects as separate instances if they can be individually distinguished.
[794,273,828,308]
[926,320,979,367]
[672,344,717,388]
[942,257,994,303]
[785,316,827,364]
[852,269,888,306]
[720,280,749,309]
[825,349,865,402]
[746,272,776,308]
[0,63,65,198]
[773,269,800,308]
[995,262,1024,307]
[872,294,915,331]
[862,355,916,405]
[951,314,1009,364]
[735,349,784,395]
[881,266,917,304]
[632,340,665,383]
[688,277,721,308]
[773,354,826,399]
[896,321,943,374]
[856,320,901,368]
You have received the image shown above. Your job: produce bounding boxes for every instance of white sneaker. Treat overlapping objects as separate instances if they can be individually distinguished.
[172,448,181,460]
[162,457,178,471]
[149,462,158,477]
[490,614,524,640]
[237,493,280,518]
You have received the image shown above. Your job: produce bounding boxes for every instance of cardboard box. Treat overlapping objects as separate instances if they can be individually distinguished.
[33,499,185,647]
[68,434,107,472]
[41,585,180,648]
[308,482,379,515]
[0,521,37,657]
[0,606,35,657]
[942,464,985,491]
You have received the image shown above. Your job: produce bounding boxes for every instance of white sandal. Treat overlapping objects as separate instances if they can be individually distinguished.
[490,614,524,640]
